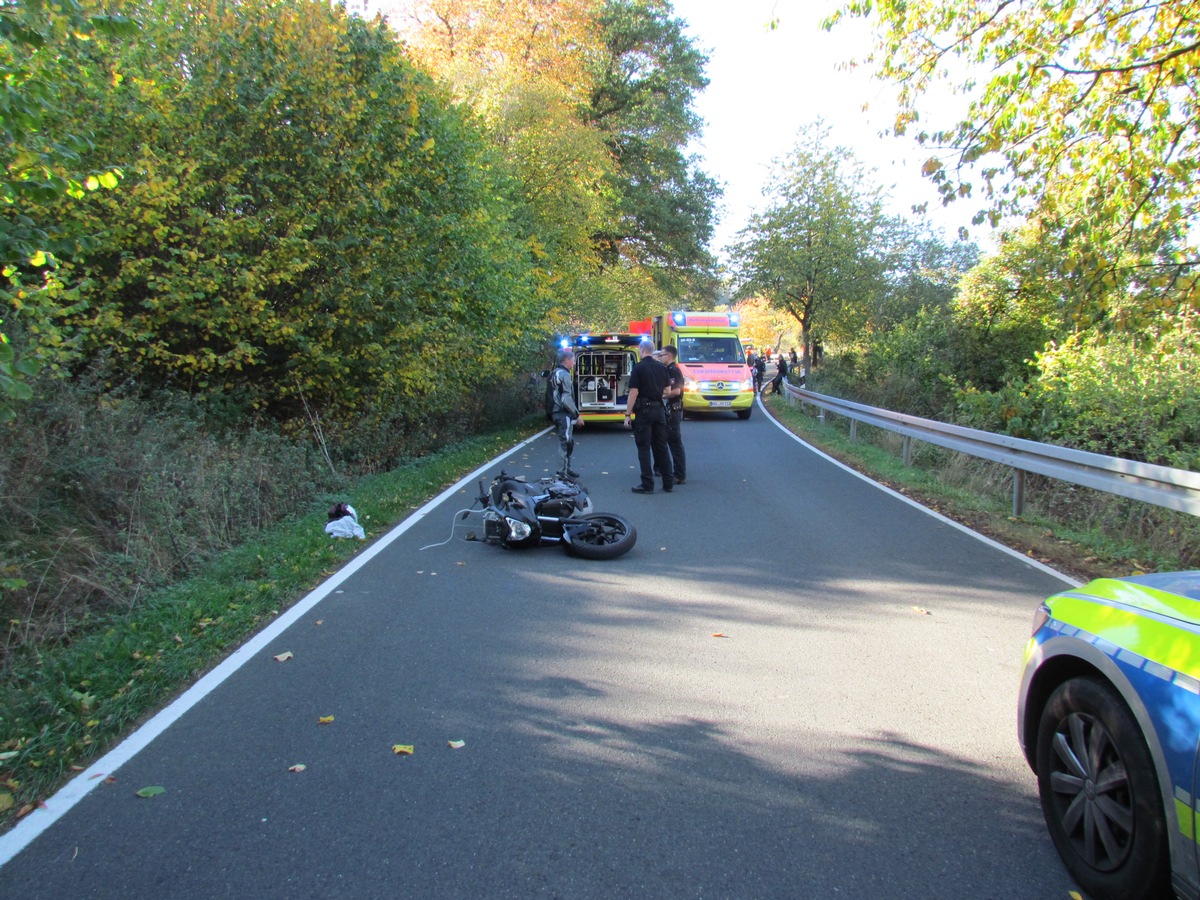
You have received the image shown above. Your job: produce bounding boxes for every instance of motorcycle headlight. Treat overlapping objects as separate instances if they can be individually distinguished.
[505,517,533,540]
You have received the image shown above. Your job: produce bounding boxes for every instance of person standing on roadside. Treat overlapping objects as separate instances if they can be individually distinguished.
[550,348,583,478]
[624,339,673,494]
[770,354,789,395]
[661,345,686,485]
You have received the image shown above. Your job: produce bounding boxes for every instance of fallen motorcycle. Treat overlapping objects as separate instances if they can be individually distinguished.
[466,471,636,560]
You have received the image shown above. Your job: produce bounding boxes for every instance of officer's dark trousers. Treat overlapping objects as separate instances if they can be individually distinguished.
[665,406,685,481]
[633,404,672,490]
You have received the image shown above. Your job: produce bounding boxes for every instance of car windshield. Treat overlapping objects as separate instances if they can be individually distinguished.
[1123,571,1200,601]
[677,336,745,364]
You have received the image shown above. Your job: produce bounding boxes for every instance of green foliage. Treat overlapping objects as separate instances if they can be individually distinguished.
[956,313,1200,469]
[826,0,1200,325]
[585,0,720,290]
[6,0,544,452]
[0,0,137,414]
[487,82,614,329]
[868,218,980,330]
[728,123,887,361]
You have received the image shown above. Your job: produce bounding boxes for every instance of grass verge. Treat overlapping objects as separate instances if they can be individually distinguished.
[760,394,1186,584]
[0,422,541,829]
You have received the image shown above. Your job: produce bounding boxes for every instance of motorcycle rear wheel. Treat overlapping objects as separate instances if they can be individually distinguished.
[564,513,637,560]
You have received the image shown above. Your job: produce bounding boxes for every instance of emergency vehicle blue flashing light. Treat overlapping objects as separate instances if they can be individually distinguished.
[729,313,740,326]
[672,312,686,326]
[559,337,570,349]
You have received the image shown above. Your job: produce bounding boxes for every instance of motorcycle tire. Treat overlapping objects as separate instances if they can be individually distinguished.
[563,513,637,560]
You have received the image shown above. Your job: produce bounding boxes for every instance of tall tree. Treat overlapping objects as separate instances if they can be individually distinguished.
[825,0,1200,323]
[728,126,886,367]
[867,219,979,331]
[391,0,601,107]
[584,0,720,288]
[391,0,619,327]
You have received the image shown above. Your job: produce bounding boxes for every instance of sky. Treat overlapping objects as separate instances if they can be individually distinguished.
[667,0,979,257]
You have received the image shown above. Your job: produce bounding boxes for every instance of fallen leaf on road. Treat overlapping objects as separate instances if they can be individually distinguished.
[318,716,335,724]
[447,740,465,750]
[392,744,414,755]
[1069,893,1082,900]
[911,606,932,616]
[288,764,306,773]
[315,620,324,626]
[16,804,34,818]
[712,632,727,638]
[136,786,165,798]
[273,651,294,662]
[103,776,117,784]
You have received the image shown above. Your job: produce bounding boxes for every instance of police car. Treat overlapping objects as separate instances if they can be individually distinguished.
[1018,572,1200,900]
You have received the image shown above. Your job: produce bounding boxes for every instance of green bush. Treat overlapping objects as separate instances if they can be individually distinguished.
[0,366,330,661]
[957,315,1200,470]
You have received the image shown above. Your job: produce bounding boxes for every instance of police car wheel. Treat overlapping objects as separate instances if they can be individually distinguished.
[1034,677,1170,900]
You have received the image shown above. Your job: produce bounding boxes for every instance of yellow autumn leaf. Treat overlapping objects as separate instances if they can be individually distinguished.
[421,138,435,152]
[273,651,294,662]
[447,740,465,749]
[0,792,13,812]
[318,716,335,724]
[392,744,414,755]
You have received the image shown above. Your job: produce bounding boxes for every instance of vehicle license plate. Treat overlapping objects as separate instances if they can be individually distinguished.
[709,401,732,408]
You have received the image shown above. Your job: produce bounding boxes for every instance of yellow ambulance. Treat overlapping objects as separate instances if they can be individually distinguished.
[652,311,755,419]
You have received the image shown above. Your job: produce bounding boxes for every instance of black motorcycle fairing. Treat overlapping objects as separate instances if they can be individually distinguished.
[473,471,629,558]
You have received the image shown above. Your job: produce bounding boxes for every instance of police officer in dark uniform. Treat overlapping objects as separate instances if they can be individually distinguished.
[660,345,686,485]
[624,339,673,494]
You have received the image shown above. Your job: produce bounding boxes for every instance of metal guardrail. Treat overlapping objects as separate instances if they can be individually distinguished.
[781,383,1200,517]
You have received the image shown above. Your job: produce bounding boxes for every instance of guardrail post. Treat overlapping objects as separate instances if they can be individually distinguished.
[902,435,913,467]
[849,421,857,443]
[1013,469,1026,517]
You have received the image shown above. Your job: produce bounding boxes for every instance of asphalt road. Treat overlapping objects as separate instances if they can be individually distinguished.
[0,399,1082,899]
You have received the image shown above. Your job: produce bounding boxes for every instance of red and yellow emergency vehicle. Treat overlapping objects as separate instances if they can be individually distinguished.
[652,310,754,419]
